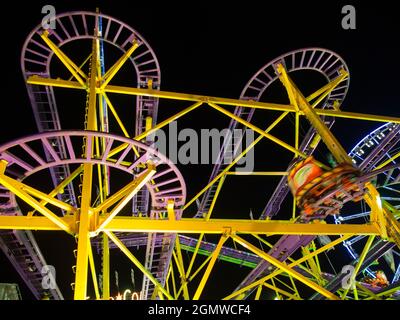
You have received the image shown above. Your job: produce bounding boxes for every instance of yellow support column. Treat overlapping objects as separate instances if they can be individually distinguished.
[88,240,100,300]
[105,231,174,300]
[276,64,352,165]
[193,234,228,300]
[74,36,98,300]
[102,233,110,300]
[231,234,340,300]
[341,235,376,299]
[101,41,139,88]
[40,31,87,87]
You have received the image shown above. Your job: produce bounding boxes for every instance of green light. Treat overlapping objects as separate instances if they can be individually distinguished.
[180,244,257,268]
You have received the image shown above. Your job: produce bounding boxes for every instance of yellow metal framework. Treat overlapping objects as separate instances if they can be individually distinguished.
[1,23,399,301]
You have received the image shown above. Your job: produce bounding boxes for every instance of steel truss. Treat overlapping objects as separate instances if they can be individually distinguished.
[0,10,399,300]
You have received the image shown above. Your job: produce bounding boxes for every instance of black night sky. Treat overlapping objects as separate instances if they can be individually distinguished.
[0,1,399,300]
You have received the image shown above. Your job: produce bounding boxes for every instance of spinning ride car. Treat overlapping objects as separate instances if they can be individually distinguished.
[288,156,362,217]
[362,270,389,288]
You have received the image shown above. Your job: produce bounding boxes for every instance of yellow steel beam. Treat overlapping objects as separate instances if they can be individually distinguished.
[95,44,106,203]
[0,171,71,233]
[183,111,290,210]
[40,31,87,87]
[314,109,400,124]
[278,64,392,241]
[184,174,226,285]
[96,164,156,231]
[295,112,299,150]
[106,101,203,160]
[306,70,348,106]
[102,92,131,138]
[277,63,352,164]
[193,234,228,300]
[105,231,174,300]
[288,274,301,299]
[182,175,225,296]
[73,161,93,300]
[97,93,110,200]
[368,285,400,299]
[101,41,139,88]
[168,263,178,299]
[101,92,142,159]
[104,217,380,235]
[103,84,400,124]
[270,278,282,300]
[27,75,85,89]
[28,165,83,217]
[255,284,263,300]
[167,200,176,221]
[224,234,352,300]
[0,215,377,237]
[271,275,295,293]
[103,84,294,111]
[0,175,76,214]
[182,77,340,212]
[74,37,99,300]
[176,254,214,299]
[230,234,339,300]
[26,76,400,125]
[145,116,152,132]
[88,240,100,300]
[354,283,380,300]
[374,151,400,170]
[353,285,359,300]
[0,215,72,231]
[94,165,154,214]
[341,235,376,299]
[172,252,183,298]
[301,244,323,285]
[208,102,306,158]
[366,182,388,239]
[136,102,203,141]
[26,76,292,111]
[253,234,315,277]
[102,232,110,300]
[174,236,190,300]
[262,282,301,300]
[68,53,92,81]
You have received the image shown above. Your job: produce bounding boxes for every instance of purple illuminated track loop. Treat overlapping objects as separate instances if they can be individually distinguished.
[198,48,350,219]
[21,11,161,209]
[0,131,186,215]
[17,11,164,299]
[231,48,351,295]
[22,11,160,83]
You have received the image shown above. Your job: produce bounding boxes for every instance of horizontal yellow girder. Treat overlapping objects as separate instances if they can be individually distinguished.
[104,218,380,235]
[0,215,380,236]
[0,215,73,231]
[27,75,400,124]
[27,76,291,112]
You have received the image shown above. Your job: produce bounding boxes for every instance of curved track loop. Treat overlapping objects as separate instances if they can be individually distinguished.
[0,130,186,300]
[14,11,163,299]
[21,11,161,209]
[241,48,350,102]
[224,49,351,296]
[197,48,350,219]
[22,11,160,83]
[0,130,186,213]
